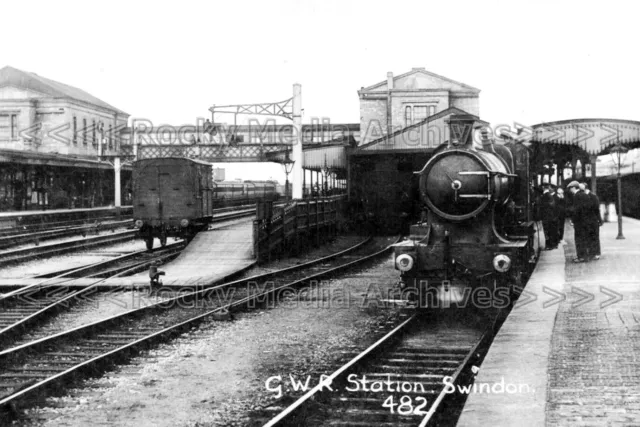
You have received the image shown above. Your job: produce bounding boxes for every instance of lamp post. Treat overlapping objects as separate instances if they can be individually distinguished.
[321,154,329,197]
[281,149,295,201]
[610,143,628,240]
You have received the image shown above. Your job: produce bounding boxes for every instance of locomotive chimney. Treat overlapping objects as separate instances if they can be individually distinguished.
[481,127,497,154]
[446,115,477,149]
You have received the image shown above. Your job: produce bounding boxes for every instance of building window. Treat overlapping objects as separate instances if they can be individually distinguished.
[414,106,428,123]
[107,124,112,150]
[72,116,77,144]
[404,105,437,126]
[92,119,96,146]
[0,114,17,140]
[83,118,87,145]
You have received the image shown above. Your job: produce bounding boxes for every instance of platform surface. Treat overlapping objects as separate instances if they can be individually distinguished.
[458,218,640,426]
[0,205,133,219]
[0,221,255,290]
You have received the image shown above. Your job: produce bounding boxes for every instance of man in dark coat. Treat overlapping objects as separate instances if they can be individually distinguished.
[555,188,567,244]
[567,181,590,262]
[584,186,603,260]
[540,184,558,250]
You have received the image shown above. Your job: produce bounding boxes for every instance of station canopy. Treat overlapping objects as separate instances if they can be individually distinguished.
[530,119,640,155]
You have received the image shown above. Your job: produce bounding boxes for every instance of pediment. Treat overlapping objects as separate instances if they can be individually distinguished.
[362,69,480,94]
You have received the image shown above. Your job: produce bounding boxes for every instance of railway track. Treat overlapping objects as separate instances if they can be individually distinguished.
[0,235,395,419]
[0,210,260,346]
[0,243,184,348]
[0,214,132,239]
[0,207,256,268]
[260,312,493,427]
[0,218,131,250]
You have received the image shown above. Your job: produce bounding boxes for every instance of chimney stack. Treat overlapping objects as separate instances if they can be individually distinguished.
[387,72,393,90]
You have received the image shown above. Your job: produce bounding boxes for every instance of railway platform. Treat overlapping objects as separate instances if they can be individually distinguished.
[0,221,255,290]
[0,206,133,229]
[458,218,640,426]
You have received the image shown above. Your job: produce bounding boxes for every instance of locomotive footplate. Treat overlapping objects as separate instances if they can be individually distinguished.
[400,276,513,309]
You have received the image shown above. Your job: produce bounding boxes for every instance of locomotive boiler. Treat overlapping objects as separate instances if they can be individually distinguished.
[393,115,538,308]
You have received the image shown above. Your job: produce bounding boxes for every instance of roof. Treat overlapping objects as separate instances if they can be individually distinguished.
[0,66,128,116]
[360,67,480,93]
[355,106,473,151]
[0,148,131,171]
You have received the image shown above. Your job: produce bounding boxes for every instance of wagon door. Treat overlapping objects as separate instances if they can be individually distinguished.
[157,172,173,221]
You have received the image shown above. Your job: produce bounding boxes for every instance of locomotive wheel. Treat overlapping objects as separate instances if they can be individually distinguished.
[145,238,154,251]
[160,234,167,247]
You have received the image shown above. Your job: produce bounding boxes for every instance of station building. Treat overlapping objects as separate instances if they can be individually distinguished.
[0,66,130,211]
[358,67,480,145]
[351,68,481,232]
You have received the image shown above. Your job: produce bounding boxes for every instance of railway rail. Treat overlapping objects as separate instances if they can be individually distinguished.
[261,313,493,427]
[0,235,394,419]
[0,209,260,347]
[0,218,131,250]
[0,207,256,268]
[0,214,132,239]
[0,243,185,348]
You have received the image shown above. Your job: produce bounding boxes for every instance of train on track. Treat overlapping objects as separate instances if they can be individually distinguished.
[596,172,640,219]
[132,157,280,249]
[393,115,538,308]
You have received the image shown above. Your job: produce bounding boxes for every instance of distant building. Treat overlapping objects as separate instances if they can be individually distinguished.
[0,66,129,155]
[212,167,225,181]
[0,66,130,210]
[358,67,480,145]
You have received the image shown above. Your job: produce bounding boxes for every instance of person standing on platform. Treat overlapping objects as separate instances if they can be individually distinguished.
[567,181,590,262]
[555,188,567,245]
[583,185,603,260]
[540,184,558,250]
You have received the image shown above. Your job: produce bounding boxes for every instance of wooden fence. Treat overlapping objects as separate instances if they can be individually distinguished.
[253,195,346,263]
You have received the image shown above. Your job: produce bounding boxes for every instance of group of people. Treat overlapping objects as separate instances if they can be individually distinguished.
[539,181,603,263]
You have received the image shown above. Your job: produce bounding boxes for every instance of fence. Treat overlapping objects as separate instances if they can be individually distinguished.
[253,195,346,263]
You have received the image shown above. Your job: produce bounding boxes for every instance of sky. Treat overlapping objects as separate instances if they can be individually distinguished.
[2,0,639,181]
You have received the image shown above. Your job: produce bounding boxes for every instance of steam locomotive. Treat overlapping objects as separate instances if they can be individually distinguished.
[393,115,538,308]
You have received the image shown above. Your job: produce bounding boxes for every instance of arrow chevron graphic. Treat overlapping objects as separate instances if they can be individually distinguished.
[599,123,620,146]
[573,125,595,146]
[47,122,71,144]
[543,286,566,308]
[541,125,566,143]
[600,286,623,309]
[19,122,42,142]
[99,290,129,309]
[514,287,538,308]
[571,286,594,308]
[16,289,40,305]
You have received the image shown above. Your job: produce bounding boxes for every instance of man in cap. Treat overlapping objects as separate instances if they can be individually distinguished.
[567,181,590,262]
[583,185,603,260]
[540,184,558,250]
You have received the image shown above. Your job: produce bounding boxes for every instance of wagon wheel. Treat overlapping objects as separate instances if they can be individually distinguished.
[160,233,167,247]
[145,238,154,251]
